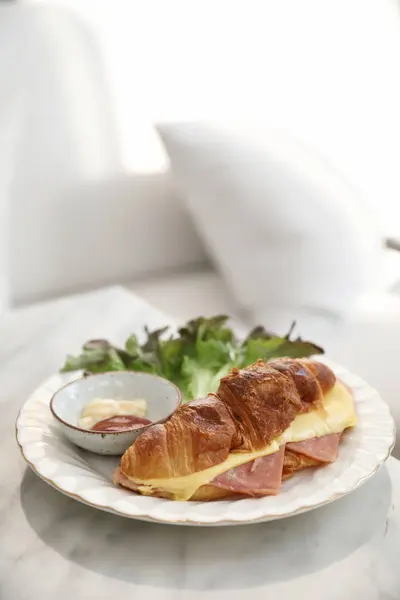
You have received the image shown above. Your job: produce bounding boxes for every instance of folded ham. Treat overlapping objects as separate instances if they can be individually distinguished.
[205,433,341,497]
[211,446,286,496]
[114,433,342,499]
[286,433,341,463]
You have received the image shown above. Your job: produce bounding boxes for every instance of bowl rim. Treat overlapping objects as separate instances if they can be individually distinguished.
[49,370,182,436]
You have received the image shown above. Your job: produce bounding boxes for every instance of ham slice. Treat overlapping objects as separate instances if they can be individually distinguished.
[114,433,341,499]
[210,445,286,496]
[286,433,341,463]
[113,468,140,492]
[115,449,286,498]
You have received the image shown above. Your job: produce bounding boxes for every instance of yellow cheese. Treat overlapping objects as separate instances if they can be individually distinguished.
[135,440,281,501]
[281,381,357,443]
[126,381,357,501]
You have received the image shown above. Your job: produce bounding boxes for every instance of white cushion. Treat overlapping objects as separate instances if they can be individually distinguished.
[37,0,400,240]
[158,122,385,334]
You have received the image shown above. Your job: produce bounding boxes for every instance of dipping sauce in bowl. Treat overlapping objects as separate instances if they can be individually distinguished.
[50,371,182,455]
[78,398,149,430]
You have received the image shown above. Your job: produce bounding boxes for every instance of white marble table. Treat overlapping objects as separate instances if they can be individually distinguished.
[1,287,400,600]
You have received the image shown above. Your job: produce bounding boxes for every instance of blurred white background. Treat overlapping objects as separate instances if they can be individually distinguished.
[1,0,400,449]
[22,0,400,235]
[1,0,400,315]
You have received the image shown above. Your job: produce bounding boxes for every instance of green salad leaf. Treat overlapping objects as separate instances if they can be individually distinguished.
[61,316,323,402]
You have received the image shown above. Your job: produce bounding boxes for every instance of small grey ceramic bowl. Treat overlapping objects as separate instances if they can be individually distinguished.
[50,371,181,455]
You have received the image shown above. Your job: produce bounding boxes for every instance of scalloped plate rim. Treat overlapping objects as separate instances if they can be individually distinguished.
[15,359,396,526]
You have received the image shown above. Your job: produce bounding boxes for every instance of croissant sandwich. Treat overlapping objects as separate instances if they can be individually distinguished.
[114,358,357,500]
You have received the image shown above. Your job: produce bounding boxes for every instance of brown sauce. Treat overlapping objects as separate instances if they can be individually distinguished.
[92,415,152,432]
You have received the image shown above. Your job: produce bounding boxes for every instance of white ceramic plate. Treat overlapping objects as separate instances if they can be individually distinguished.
[16,359,395,526]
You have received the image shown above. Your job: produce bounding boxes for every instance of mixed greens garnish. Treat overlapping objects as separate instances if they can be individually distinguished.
[61,316,323,402]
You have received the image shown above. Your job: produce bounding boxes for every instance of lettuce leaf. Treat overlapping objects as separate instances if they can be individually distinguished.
[61,317,323,401]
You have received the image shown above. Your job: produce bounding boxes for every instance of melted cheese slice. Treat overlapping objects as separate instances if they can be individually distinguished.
[125,382,357,501]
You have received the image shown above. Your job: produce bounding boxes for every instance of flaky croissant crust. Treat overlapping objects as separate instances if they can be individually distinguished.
[120,358,335,481]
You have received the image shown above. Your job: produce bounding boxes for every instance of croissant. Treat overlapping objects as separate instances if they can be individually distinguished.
[115,358,355,500]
